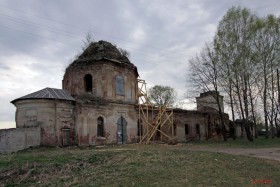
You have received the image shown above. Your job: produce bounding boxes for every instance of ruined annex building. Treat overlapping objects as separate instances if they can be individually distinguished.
[0,40,229,153]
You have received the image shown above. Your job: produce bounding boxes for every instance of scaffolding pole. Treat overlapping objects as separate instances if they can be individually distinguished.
[137,79,174,144]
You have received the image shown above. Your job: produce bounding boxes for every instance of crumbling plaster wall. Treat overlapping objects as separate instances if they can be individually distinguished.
[196,94,224,113]
[174,111,208,141]
[0,126,40,154]
[75,103,138,146]
[63,60,139,146]
[235,122,255,138]
[13,99,75,146]
[137,109,228,143]
[63,61,137,104]
[173,110,229,141]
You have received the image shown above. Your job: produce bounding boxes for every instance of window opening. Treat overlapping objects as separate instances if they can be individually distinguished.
[116,75,124,95]
[185,124,189,135]
[84,74,93,92]
[97,117,104,137]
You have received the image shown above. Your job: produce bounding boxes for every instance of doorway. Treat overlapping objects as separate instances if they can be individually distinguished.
[117,116,127,144]
[62,128,70,146]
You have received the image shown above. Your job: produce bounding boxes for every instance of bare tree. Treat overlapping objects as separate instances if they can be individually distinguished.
[82,31,95,50]
[189,43,227,141]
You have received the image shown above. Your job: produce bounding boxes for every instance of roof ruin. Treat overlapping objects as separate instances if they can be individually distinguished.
[66,40,138,74]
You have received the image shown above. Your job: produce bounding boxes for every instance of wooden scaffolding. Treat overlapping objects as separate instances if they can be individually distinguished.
[137,79,175,144]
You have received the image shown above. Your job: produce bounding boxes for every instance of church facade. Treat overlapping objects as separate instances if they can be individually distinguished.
[9,40,229,149]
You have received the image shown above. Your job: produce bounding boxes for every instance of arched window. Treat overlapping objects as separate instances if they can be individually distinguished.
[116,75,124,95]
[97,117,104,137]
[84,74,92,92]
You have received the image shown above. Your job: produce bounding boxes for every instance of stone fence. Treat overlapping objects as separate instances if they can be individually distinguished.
[0,126,40,154]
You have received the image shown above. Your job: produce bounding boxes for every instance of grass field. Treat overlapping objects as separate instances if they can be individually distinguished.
[0,141,280,187]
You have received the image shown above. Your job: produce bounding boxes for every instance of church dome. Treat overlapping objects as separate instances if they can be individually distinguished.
[65,40,137,73]
[78,40,130,63]
[62,40,138,103]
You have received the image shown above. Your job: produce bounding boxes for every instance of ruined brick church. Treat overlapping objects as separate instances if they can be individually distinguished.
[1,41,229,153]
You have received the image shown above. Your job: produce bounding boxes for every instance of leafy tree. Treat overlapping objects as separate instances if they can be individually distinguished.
[252,15,280,138]
[189,6,280,141]
[148,85,177,106]
[214,6,256,141]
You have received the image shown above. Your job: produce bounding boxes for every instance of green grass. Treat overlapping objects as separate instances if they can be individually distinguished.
[190,136,280,148]
[0,144,280,186]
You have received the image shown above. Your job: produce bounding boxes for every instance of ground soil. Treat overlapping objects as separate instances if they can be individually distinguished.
[184,146,280,162]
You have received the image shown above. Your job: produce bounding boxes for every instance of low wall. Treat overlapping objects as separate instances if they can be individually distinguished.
[0,126,40,154]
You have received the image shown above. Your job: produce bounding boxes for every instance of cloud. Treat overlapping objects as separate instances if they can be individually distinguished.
[0,0,280,126]
[130,27,146,43]
[0,63,10,70]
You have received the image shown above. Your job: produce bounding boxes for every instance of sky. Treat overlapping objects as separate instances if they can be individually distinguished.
[0,0,280,129]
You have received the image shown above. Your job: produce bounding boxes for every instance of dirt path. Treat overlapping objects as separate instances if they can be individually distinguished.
[185,146,280,162]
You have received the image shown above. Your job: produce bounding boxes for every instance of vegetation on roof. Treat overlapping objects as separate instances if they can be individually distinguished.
[77,40,130,63]
[65,40,136,72]
[76,93,108,106]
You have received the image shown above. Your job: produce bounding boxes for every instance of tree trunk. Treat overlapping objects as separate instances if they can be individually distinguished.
[227,66,236,140]
[270,68,275,138]
[248,79,257,138]
[264,67,269,139]
[236,75,245,120]
[229,80,236,140]
[242,74,253,141]
[243,74,249,119]
[216,94,227,141]
[235,73,245,138]
[277,69,280,137]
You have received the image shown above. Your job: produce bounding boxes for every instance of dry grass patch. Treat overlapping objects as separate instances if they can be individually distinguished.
[0,144,279,186]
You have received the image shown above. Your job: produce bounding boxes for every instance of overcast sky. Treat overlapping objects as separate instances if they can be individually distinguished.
[0,0,279,129]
